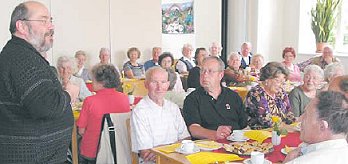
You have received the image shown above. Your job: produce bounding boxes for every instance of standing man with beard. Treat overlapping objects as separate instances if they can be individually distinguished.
[0,1,77,163]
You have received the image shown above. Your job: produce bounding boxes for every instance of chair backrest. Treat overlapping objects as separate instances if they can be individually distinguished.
[96,112,132,164]
[126,118,139,164]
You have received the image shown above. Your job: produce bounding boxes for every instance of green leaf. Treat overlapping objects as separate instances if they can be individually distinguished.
[311,0,341,43]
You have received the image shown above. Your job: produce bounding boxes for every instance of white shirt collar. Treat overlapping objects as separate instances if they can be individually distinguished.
[302,139,348,155]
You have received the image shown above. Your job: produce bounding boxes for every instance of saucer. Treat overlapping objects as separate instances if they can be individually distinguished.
[243,158,271,164]
[175,146,200,155]
[281,147,296,155]
[227,135,249,142]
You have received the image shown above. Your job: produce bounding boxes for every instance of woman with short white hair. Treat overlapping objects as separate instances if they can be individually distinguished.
[289,65,324,117]
[57,56,92,102]
[322,63,345,91]
[223,52,249,86]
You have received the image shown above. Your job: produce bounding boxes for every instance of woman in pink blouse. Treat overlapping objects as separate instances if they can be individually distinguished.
[281,47,302,83]
[77,64,130,163]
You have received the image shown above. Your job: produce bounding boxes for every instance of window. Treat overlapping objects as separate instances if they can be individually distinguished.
[336,0,348,53]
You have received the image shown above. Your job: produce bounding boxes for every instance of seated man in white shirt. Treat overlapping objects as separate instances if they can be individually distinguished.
[131,67,190,163]
[284,91,348,164]
[175,43,196,74]
[57,56,92,102]
[238,42,253,69]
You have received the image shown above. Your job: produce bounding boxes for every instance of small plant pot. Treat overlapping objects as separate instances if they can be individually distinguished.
[316,42,328,53]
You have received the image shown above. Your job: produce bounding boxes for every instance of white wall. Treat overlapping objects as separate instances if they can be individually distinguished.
[227,0,248,54]
[0,0,24,52]
[51,0,110,67]
[0,0,220,69]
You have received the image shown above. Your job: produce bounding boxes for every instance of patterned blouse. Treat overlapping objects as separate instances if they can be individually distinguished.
[123,61,145,78]
[245,84,296,129]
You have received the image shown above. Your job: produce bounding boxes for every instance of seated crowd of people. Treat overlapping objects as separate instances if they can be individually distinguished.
[59,41,346,164]
[2,2,346,164]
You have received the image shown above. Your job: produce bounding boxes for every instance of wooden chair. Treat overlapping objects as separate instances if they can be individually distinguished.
[126,118,139,164]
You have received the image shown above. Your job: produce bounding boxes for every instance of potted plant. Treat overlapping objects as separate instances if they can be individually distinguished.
[122,83,135,104]
[311,0,341,52]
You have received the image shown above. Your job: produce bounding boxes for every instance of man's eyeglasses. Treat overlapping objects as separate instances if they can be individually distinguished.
[200,69,221,74]
[21,18,53,25]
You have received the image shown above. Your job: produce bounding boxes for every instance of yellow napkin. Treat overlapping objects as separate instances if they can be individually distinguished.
[186,152,243,163]
[229,86,248,91]
[156,143,181,154]
[290,122,300,127]
[244,130,271,143]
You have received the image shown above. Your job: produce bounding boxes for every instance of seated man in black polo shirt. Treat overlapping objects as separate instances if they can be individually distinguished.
[183,56,248,140]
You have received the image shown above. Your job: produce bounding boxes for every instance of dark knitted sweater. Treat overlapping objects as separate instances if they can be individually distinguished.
[0,36,74,163]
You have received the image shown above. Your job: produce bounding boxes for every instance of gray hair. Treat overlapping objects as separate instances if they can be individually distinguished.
[241,42,252,48]
[91,64,120,88]
[304,64,324,79]
[210,42,222,49]
[316,91,348,135]
[57,56,76,70]
[10,2,29,34]
[99,48,110,56]
[228,52,240,61]
[251,54,264,62]
[202,56,225,72]
[145,66,168,82]
[182,43,193,52]
[324,63,345,82]
[75,50,86,58]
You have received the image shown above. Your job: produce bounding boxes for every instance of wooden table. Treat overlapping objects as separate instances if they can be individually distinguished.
[229,86,249,101]
[71,110,80,164]
[151,147,190,164]
[150,125,301,164]
[122,78,148,96]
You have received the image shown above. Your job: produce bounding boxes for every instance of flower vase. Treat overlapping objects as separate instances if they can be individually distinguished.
[128,95,135,105]
[272,131,281,145]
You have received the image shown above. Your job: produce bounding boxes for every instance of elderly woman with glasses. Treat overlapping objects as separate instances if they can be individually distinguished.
[245,62,296,129]
[158,52,184,92]
[321,62,345,91]
[249,54,264,78]
[77,64,130,163]
[281,47,301,83]
[289,65,324,117]
[223,52,249,86]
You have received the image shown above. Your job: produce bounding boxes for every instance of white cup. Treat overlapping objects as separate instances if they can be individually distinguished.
[180,140,195,153]
[251,151,264,164]
[232,130,245,140]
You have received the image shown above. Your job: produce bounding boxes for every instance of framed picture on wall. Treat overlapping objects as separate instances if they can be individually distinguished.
[162,1,194,34]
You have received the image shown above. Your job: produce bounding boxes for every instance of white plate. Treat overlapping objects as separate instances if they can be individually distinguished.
[226,135,249,142]
[243,158,272,164]
[175,146,200,155]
